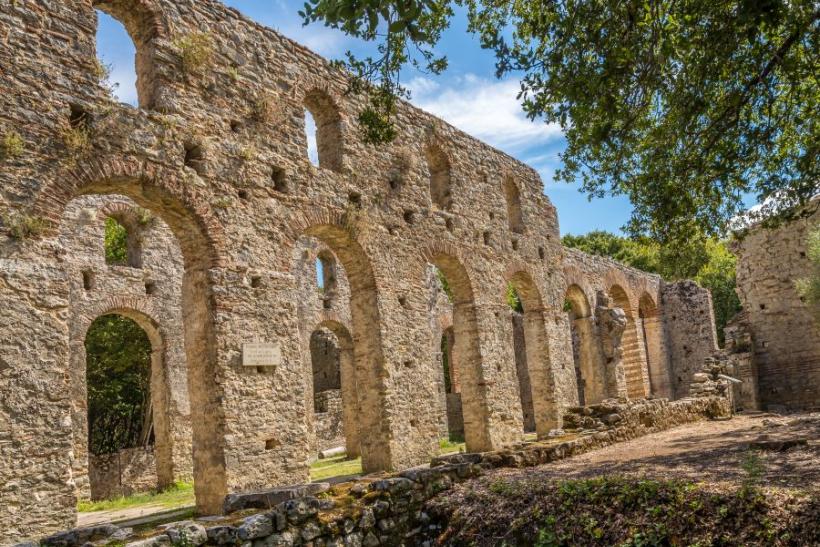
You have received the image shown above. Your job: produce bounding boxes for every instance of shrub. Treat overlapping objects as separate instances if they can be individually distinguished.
[4,213,46,240]
[796,225,820,321]
[175,32,214,74]
[62,125,91,153]
[1,130,24,159]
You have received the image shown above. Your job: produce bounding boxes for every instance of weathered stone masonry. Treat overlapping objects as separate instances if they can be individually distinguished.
[728,202,820,412]
[0,0,716,540]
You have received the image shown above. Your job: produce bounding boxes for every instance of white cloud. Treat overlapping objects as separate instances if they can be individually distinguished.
[407,74,563,154]
[276,24,348,57]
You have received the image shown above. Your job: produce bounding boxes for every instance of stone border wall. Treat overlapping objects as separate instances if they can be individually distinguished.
[88,447,158,502]
[32,396,731,547]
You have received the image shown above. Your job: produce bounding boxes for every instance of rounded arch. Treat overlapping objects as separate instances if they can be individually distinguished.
[310,319,360,459]
[565,284,591,318]
[505,269,558,436]
[76,307,178,500]
[609,283,650,399]
[303,88,344,172]
[420,243,492,452]
[638,292,670,398]
[92,0,168,109]
[425,142,453,211]
[39,156,226,515]
[294,216,393,473]
[503,175,525,234]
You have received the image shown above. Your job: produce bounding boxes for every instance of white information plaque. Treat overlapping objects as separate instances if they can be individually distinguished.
[242,342,282,367]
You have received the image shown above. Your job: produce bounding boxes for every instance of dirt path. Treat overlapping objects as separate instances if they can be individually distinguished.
[493,411,820,491]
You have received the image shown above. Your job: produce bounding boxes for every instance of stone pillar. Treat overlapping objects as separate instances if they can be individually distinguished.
[596,291,628,399]
[573,316,608,404]
[0,258,76,540]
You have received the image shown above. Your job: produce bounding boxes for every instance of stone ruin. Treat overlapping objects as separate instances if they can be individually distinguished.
[0,0,754,540]
[710,200,820,413]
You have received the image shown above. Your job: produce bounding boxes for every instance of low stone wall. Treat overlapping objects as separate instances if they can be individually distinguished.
[313,390,344,452]
[88,447,158,501]
[31,396,730,547]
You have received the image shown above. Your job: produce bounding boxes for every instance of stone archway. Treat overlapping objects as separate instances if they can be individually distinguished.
[609,284,650,399]
[507,270,559,437]
[639,293,670,398]
[310,320,360,459]
[76,308,175,500]
[423,246,493,453]
[565,284,607,405]
[35,157,227,515]
[295,214,393,473]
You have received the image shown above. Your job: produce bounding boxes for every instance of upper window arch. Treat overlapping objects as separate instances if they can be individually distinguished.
[93,1,163,108]
[503,176,525,234]
[304,90,344,172]
[426,144,452,210]
[104,214,142,268]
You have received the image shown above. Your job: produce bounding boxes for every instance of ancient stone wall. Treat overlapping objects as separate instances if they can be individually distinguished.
[732,202,820,411]
[88,446,158,501]
[661,281,720,398]
[562,248,670,401]
[0,0,717,539]
[59,195,193,499]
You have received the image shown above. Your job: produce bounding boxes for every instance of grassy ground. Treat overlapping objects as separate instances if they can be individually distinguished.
[310,455,363,481]
[78,481,195,513]
[79,439,470,513]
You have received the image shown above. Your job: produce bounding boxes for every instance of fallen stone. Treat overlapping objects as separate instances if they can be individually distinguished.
[165,521,207,546]
[224,483,330,514]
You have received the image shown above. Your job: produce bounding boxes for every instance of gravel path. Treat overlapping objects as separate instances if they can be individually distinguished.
[493,411,820,491]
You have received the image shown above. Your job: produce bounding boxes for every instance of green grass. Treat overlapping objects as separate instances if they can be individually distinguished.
[77,481,195,513]
[439,438,466,454]
[310,454,363,481]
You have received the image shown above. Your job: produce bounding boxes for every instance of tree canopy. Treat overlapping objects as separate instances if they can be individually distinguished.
[301,0,819,243]
[85,314,153,455]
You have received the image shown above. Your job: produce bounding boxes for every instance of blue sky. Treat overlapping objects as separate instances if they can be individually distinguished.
[96,1,638,236]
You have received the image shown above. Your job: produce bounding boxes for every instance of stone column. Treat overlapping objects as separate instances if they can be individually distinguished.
[595,291,628,399]
[0,258,76,539]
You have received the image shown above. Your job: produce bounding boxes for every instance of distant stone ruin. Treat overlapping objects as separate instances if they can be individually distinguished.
[0,0,729,540]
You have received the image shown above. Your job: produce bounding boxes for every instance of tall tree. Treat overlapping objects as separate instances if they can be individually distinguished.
[301,0,819,243]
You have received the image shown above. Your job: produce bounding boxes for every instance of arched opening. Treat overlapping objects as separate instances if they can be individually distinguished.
[426,254,491,452]
[47,171,225,516]
[92,1,160,108]
[309,322,360,460]
[609,285,650,399]
[304,90,343,172]
[83,313,175,500]
[506,284,535,432]
[426,144,453,210]
[565,285,605,405]
[302,224,390,472]
[639,293,669,398]
[507,272,558,436]
[316,250,338,308]
[104,216,142,268]
[503,177,524,234]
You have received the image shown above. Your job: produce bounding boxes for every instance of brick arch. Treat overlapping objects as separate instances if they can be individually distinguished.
[504,266,545,312]
[562,265,596,314]
[33,156,227,269]
[418,241,492,452]
[607,279,650,399]
[75,295,164,346]
[419,241,475,305]
[303,89,345,170]
[293,216,393,474]
[34,155,228,514]
[604,269,639,315]
[424,138,453,211]
[311,318,360,458]
[503,266,558,435]
[72,301,180,500]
